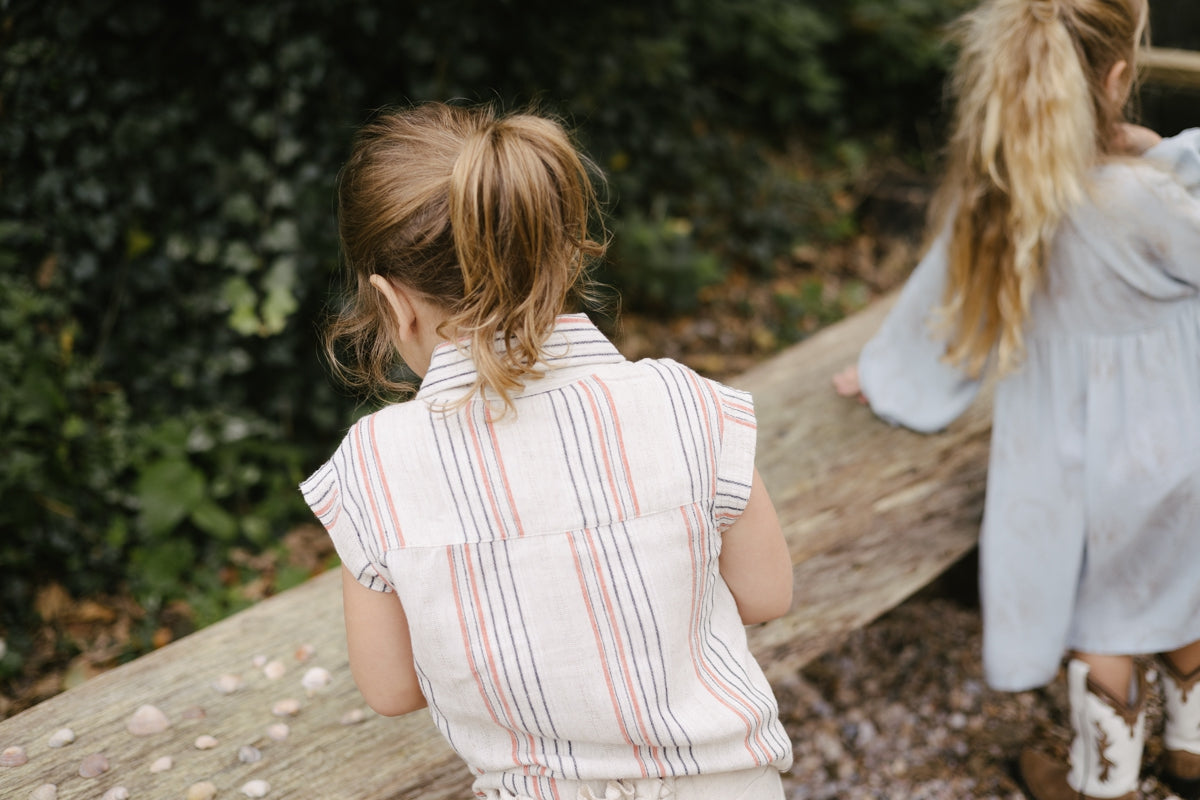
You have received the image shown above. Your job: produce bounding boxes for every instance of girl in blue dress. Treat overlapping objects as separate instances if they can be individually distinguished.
[834,0,1200,798]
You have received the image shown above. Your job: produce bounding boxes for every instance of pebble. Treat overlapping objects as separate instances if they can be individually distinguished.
[47,728,76,748]
[194,734,219,750]
[212,673,244,694]
[28,785,57,800]
[271,698,301,717]
[78,752,110,778]
[149,755,174,773]
[340,708,367,726]
[241,779,271,797]
[294,643,315,662]
[266,723,289,741]
[100,788,129,800]
[238,744,263,764]
[126,704,171,735]
[186,781,218,800]
[0,745,28,767]
[301,666,331,695]
[262,659,286,680]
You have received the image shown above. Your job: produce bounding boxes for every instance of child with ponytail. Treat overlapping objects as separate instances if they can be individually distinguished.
[832,0,1200,798]
[301,102,794,800]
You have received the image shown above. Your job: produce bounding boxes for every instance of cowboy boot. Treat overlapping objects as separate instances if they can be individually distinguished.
[1018,659,1146,800]
[1159,654,1200,800]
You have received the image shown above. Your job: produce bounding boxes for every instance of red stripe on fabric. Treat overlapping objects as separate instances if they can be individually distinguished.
[354,420,389,552]
[580,383,626,519]
[679,506,760,763]
[447,546,520,760]
[583,529,666,775]
[462,546,543,772]
[684,372,720,500]
[484,405,526,537]
[467,408,511,540]
[724,416,757,430]
[312,489,338,518]
[567,533,648,776]
[369,415,406,547]
[594,377,641,516]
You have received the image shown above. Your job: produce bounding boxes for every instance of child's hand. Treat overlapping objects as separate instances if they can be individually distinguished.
[1112,123,1163,156]
[832,364,867,405]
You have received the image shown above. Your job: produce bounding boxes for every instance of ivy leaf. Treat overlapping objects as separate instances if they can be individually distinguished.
[136,458,206,537]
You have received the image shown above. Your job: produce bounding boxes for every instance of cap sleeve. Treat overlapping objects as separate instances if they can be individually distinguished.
[299,439,394,593]
[711,381,758,530]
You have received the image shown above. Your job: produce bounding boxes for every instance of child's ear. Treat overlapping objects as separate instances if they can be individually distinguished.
[368,274,419,343]
[1105,59,1129,106]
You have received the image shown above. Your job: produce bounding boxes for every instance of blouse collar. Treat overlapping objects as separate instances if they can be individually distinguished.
[415,314,625,400]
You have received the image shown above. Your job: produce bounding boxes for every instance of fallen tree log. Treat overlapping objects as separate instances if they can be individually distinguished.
[0,292,993,800]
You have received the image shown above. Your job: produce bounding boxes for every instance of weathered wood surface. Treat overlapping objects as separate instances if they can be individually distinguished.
[1143,46,1200,89]
[0,292,994,800]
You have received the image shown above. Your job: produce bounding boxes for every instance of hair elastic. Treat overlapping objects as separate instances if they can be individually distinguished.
[1030,0,1059,24]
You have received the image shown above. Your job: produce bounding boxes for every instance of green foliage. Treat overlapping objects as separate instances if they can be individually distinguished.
[0,0,967,673]
[603,212,725,314]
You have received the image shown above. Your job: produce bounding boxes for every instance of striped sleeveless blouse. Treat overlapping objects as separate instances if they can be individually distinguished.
[301,315,792,798]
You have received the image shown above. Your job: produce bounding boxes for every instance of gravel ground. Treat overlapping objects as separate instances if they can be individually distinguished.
[776,553,1183,800]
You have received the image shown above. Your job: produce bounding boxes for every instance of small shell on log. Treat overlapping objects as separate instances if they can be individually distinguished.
[294,643,315,662]
[252,654,268,669]
[212,673,244,694]
[100,787,130,800]
[237,744,263,764]
[301,666,331,695]
[266,723,289,741]
[241,779,271,798]
[262,660,286,680]
[194,735,219,750]
[182,705,207,720]
[47,728,76,748]
[186,781,218,800]
[340,708,367,726]
[149,755,174,773]
[1,745,28,767]
[127,704,171,735]
[29,784,57,800]
[78,752,110,778]
[271,698,300,717]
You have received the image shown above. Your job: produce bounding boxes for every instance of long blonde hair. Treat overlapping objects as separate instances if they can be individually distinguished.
[327,102,605,406]
[932,0,1147,376]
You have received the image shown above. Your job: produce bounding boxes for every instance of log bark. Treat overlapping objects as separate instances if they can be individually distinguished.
[0,292,993,800]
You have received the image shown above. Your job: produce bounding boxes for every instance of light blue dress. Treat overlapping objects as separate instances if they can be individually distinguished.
[858,130,1200,692]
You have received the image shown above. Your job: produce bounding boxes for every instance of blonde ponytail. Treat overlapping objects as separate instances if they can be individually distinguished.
[931,0,1146,375]
[326,103,605,407]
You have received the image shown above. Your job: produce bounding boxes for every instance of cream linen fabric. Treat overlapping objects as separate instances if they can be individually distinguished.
[302,316,792,798]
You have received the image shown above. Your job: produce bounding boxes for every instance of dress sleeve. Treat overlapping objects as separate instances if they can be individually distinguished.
[1123,128,1200,285]
[1145,127,1200,193]
[299,432,395,593]
[710,381,757,531]
[857,230,985,433]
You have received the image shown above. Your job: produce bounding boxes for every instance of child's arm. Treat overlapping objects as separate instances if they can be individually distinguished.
[718,468,792,625]
[834,230,983,432]
[340,566,427,716]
